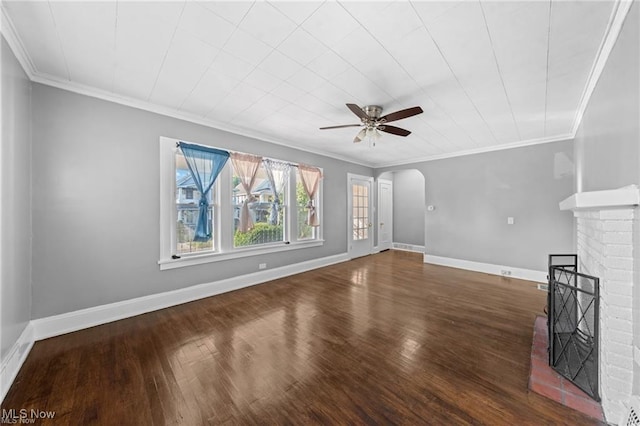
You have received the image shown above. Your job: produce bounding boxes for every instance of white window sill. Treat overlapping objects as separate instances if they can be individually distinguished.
[158,239,324,270]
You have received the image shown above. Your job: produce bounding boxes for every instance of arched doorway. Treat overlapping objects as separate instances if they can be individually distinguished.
[376,169,426,255]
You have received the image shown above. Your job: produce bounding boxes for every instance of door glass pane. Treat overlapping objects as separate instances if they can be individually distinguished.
[352,183,369,241]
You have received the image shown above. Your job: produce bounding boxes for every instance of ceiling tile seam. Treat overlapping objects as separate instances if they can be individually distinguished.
[220,2,443,152]
[222,3,378,127]
[194,1,319,121]
[326,5,437,127]
[220,6,333,122]
[329,5,458,151]
[268,0,326,28]
[336,2,465,153]
[25,69,579,171]
[109,0,119,93]
[306,20,435,128]
[478,0,522,141]
[203,2,249,28]
[177,1,257,111]
[322,61,445,154]
[0,6,37,78]
[47,0,71,81]
[10,2,616,170]
[404,1,486,148]
[408,0,498,148]
[234,6,370,111]
[543,0,552,137]
[372,133,574,169]
[209,6,319,123]
[569,0,630,137]
[146,2,187,102]
[7,3,616,170]
[28,72,376,168]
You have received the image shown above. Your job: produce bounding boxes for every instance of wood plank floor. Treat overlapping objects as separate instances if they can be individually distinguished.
[3,251,603,425]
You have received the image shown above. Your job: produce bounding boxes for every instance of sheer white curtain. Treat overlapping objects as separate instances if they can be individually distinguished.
[298,165,322,227]
[263,159,291,225]
[231,152,263,233]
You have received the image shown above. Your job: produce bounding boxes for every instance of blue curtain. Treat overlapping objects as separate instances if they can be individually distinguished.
[178,142,229,242]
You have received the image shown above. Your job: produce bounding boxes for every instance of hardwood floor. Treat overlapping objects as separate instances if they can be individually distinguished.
[3,251,602,425]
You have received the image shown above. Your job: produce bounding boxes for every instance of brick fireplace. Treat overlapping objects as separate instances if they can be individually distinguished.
[559,185,639,424]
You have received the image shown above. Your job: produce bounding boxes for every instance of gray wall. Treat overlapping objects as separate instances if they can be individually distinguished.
[572,3,640,395]
[392,170,425,247]
[31,84,372,318]
[574,2,639,192]
[1,36,32,360]
[377,140,576,272]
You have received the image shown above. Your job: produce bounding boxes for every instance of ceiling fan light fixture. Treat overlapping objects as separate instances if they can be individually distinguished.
[365,127,381,147]
[365,127,376,137]
[321,103,423,146]
[354,128,367,143]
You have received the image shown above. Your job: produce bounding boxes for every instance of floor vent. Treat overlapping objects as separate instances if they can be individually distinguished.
[537,283,548,291]
[621,397,640,426]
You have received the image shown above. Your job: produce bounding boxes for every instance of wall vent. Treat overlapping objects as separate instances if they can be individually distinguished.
[621,397,640,426]
[537,283,548,291]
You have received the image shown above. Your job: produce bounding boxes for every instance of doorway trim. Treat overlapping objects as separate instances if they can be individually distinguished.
[377,178,393,251]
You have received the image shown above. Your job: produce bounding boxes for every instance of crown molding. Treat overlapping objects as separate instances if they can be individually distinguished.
[29,72,376,168]
[0,6,375,169]
[570,0,633,136]
[1,0,631,170]
[0,4,36,79]
[372,133,573,169]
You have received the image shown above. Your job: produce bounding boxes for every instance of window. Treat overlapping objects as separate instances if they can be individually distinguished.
[159,137,324,270]
[175,149,215,255]
[232,157,289,248]
[296,168,314,240]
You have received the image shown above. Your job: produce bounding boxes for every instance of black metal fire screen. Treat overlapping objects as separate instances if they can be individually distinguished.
[548,254,600,401]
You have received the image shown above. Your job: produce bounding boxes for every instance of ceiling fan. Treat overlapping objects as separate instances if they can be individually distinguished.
[320,104,424,143]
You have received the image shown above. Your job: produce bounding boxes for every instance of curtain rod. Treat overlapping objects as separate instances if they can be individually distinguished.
[177,141,300,168]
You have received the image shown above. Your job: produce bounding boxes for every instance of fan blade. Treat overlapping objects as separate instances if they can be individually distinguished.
[379,125,411,137]
[353,128,366,143]
[379,106,423,123]
[346,103,368,120]
[319,124,361,130]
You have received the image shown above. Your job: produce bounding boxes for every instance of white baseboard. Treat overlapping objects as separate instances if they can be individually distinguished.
[31,252,349,341]
[1,323,34,403]
[424,254,547,283]
[392,242,425,253]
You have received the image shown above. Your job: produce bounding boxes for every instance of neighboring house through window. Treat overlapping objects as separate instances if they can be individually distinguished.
[159,137,324,270]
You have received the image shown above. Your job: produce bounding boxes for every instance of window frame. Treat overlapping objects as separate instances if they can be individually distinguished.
[159,137,324,271]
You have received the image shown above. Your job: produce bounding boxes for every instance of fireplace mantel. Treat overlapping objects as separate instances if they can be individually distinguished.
[559,185,640,211]
[558,184,639,423]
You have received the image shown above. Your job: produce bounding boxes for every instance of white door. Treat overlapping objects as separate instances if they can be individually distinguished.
[378,179,393,251]
[348,174,373,259]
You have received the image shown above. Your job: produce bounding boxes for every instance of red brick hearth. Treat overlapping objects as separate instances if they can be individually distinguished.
[529,316,604,421]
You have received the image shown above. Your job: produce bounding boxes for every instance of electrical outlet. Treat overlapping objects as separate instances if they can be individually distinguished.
[501,269,512,276]
[259,263,267,270]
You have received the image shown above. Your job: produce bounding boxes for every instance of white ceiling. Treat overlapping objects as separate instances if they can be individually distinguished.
[2,1,616,167]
